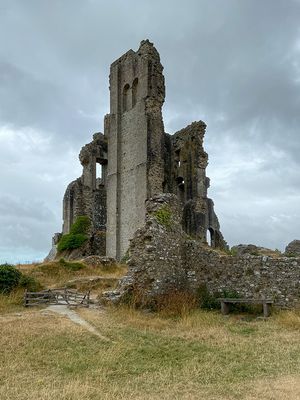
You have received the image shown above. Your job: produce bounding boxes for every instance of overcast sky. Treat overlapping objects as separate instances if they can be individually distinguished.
[0,0,300,263]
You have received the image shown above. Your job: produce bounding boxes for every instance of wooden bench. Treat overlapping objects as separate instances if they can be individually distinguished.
[218,298,273,317]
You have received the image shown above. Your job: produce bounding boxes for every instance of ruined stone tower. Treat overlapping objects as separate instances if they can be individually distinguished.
[105,40,166,260]
[46,40,227,262]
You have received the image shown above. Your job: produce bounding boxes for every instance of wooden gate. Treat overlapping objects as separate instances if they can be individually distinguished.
[24,288,90,307]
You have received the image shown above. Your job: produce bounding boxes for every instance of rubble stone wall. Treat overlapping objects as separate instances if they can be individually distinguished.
[184,241,300,308]
[116,194,300,308]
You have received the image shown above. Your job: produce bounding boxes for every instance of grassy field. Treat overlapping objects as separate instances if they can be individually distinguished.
[1,262,300,399]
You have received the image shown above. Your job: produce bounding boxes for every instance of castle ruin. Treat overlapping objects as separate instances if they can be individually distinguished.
[46,40,300,309]
[51,40,227,261]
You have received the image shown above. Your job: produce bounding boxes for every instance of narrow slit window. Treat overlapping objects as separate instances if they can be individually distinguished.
[132,78,138,107]
[123,84,130,112]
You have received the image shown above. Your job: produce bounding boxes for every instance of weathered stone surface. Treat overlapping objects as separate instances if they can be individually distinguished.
[285,240,300,257]
[81,256,116,267]
[44,233,62,262]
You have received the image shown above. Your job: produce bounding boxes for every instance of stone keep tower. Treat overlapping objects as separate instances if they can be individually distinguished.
[105,40,166,260]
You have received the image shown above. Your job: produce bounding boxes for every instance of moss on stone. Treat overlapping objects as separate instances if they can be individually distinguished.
[153,206,172,228]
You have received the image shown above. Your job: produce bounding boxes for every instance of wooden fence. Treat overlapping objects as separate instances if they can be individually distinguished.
[24,288,90,307]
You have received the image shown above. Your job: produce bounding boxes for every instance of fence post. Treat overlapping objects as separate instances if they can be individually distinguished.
[24,289,28,307]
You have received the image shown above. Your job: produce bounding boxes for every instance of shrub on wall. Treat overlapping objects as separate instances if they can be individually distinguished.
[69,216,91,235]
[57,216,90,252]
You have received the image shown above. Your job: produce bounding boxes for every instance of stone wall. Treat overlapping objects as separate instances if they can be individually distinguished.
[184,241,300,308]
[111,194,300,308]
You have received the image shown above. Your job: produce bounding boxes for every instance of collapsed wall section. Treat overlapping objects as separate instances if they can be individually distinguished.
[164,121,227,249]
[107,194,300,308]
[46,133,108,260]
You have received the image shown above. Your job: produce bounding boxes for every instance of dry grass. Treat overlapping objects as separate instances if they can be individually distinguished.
[155,290,198,317]
[17,259,127,294]
[1,303,300,399]
[0,287,25,313]
[1,261,300,399]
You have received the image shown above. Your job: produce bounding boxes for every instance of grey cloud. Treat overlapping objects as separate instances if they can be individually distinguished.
[0,0,300,261]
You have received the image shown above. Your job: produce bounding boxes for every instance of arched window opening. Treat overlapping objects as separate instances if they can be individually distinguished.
[176,176,185,203]
[207,228,215,247]
[132,78,138,107]
[96,163,103,180]
[123,83,130,112]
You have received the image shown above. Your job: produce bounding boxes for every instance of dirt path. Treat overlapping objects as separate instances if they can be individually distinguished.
[42,305,110,341]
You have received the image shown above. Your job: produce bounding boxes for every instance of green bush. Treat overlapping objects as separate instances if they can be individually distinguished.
[57,216,90,252]
[197,284,220,310]
[57,233,87,252]
[0,264,22,293]
[69,216,90,235]
[19,275,42,292]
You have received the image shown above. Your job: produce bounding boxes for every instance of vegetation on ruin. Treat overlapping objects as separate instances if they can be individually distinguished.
[69,215,91,235]
[225,247,238,256]
[153,205,172,228]
[57,215,91,252]
[120,249,130,264]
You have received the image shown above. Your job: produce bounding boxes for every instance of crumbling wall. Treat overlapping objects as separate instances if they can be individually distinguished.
[63,132,107,236]
[184,241,300,308]
[109,194,300,308]
[123,194,187,296]
[166,121,227,248]
[45,133,108,261]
